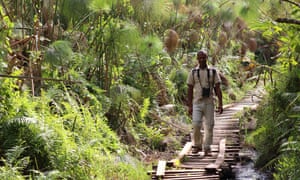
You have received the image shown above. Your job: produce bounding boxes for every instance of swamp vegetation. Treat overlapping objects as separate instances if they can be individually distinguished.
[0,0,299,179]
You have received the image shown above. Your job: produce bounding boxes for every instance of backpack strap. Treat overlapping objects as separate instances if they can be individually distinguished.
[208,68,216,88]
[192,68,217,87]
[192,68,198,83]
[207,68,210,83]
[212,68,216,86]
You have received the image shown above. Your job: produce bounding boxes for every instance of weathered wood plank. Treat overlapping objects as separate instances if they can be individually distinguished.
[163,175,219,180]
[176,142,193,161]
[148,169,205,175]
[205,138,226,172]
[156,160,166,177]
[163,176,219,180]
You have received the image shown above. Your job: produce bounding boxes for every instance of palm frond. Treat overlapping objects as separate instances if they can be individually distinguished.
[5,145,30,168]
[138,35,163,58]
[110,84,142,105]
[117,21,141,50]
[60,0,90,25]
[89,0,117,12]
[280,140,300,153]
[131,0,172,23]
[44,40,73,66]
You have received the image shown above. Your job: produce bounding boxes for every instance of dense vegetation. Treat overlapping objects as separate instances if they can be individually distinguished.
[0,0,299,179]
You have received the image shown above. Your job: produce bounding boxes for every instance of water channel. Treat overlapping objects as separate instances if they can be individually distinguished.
[234,147,272,180]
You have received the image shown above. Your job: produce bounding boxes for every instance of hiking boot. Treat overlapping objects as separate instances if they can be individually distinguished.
[192,146,202,154]
[204,149,212,156]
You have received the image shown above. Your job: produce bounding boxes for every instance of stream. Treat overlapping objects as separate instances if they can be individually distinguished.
[234,147,272,180]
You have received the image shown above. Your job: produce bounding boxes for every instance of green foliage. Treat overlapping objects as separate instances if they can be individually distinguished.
[84,16,144,90]
[202,2,218,17]
[44,40,73,68]
[4,0,300,179]
[170,68,188,103]
[89,0,117,12]
[278,28,300,68]
[59,0,90,29]
[0,6,13,62]
[236,0,261,23]
[102,20,142,57]
[107,84,142,130]
[122,34,172,104]
[0,158,24,180]
[248,67,300,176]
[95,155,150,180]
[0,77,22,121]
[140,98,150,120]
[0,118,57,173]
[0,79,149,179]
[131,0,171,33]
[218,56,253,103]
[116,21,141,51]
[138,35,164,59]
[274,129,300,179]
[274,151,300,180]
[137,123,164,150]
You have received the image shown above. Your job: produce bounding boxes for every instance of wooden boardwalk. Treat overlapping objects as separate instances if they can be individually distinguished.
[148,92,261,179]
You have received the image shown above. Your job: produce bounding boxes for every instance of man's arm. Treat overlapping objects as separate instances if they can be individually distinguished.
[187,84,193,116]
[214,82,223,114]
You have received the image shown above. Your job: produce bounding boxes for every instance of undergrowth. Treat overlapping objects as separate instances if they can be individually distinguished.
[0,78,150,179]
[246,67,300,179]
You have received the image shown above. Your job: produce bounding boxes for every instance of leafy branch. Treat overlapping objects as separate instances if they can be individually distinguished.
[276,18,300,25]
[281,0,300,8]
[0,74,82,84]
[275,0,300,25]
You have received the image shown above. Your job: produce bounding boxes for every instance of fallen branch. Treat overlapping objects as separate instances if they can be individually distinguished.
[276,18,300,25]
[0,74,82,84]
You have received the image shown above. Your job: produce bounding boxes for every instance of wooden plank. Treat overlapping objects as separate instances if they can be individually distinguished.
[164,172,210,176]
[163,176,219,180]
[163,175,219,180]
[148,169,205,174]
[176,142,193,162]
[156,160,166,177]
[179,164,207,169]
[211,129,240,133]
[205,138,226,172]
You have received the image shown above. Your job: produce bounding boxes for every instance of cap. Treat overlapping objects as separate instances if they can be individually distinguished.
[197,50,207,57]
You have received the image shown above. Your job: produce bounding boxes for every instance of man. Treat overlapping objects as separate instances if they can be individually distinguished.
[187,50,223,155]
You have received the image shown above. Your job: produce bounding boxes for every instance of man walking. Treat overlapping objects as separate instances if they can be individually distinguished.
[187,50,223,155]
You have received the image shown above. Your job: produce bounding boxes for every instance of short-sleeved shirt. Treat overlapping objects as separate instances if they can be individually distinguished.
[187,66,221,104]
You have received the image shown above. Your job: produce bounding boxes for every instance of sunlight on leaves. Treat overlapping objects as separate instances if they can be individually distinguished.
[89,0,117,12]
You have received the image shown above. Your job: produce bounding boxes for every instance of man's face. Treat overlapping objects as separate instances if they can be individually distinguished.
[197,54,207,66]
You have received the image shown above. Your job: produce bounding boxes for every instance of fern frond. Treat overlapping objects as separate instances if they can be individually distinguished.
[140,98,150,120]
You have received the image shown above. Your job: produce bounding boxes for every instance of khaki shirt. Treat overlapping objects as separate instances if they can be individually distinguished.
[187,66,221,104]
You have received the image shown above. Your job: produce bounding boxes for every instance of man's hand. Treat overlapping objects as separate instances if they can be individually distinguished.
[214,83,223,114]
[187,84,194,117]
[217,106,223,114]
[188,106,193,117]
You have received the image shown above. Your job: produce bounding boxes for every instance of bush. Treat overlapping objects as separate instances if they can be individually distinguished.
[0,117,61,175]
